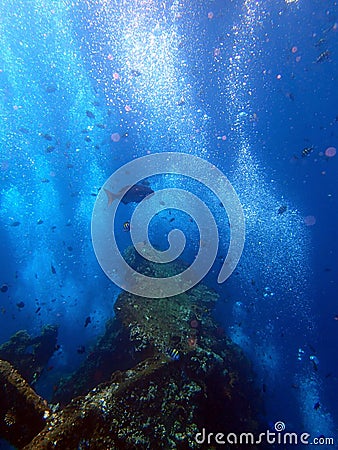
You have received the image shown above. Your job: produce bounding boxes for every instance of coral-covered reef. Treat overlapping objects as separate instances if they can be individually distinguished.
[0,325,58,385]
[0,251,265,449]
[0,359,51,448]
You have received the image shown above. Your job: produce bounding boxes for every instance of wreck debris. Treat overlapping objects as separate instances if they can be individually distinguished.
[1,249,265,448]
[0,359,50,448]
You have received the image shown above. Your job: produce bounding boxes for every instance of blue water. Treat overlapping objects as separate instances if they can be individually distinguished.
[0,0,337,448]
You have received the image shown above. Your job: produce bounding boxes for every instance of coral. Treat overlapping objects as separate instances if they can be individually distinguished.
[24,349,262,450]
[0,359,50,448]
[0,325,58,384]
[0,248,265,448]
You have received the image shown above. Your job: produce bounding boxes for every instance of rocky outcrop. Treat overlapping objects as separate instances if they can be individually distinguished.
[0,359,50,448]
[0,251,265,449]
[0,325,58,385]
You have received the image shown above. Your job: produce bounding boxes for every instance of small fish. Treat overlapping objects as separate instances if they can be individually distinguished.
[41,133,53,141]
[123,221,131,232]
[45,146,55,153]
[11,221,21,227]
[41,178,50,183]
[67,246,73,252]
[37,219,44,225]
[77,345,86,354]
[18,127,29,134]
[278,205,287,215]
[84,136,92,142]
[166,348,180,361]
[86,110,95,119]
[96,123,106,129]
[315,38,326,47]
[315,50,330,63]
[35,306,41,314]
[16,301,25,309]
[314,402,321,410]
[301,146,314,157]
[169,218,175,223]
[51,265,56,274]
[45,85,57,93]
[130,69,141,77]
[310,355,319,371]
[0,284,9,293]
[84,316,91,327]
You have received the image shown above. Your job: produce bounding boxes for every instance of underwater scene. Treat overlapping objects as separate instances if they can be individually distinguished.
[0,0,338,448]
